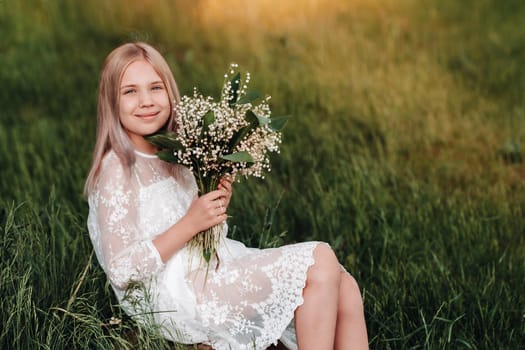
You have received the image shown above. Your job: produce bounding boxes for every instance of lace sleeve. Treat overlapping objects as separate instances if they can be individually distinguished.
[90,155,164,289]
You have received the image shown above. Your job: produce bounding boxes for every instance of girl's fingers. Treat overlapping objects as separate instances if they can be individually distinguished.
[219,177,233,189]
[202,190,228,209]
[203,189,227,200]
[200,189,231,220]
[214,198,225,209]
[218,183,229,192]
[216,204,226,214]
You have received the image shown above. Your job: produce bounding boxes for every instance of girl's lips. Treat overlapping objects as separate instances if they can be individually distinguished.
[135,111,159,118]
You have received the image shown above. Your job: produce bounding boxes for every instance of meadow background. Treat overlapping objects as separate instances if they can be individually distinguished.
[1,0,524,348]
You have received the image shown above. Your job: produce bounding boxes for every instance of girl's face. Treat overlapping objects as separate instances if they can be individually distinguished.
[119,59,170,153]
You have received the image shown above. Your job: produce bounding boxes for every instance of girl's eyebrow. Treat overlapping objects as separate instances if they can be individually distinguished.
[120,80,164,89]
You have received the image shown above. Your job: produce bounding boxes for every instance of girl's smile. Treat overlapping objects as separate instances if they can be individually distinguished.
[136,112,160,118]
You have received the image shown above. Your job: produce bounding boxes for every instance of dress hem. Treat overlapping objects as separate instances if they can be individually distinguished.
[205,241,322,350]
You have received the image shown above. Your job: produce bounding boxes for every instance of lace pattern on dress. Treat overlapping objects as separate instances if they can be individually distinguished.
[87,150,322,350]
[87,151,195,289]
[188,242,319,350]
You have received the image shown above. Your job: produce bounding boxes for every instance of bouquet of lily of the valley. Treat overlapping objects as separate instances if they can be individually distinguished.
[146,64,288,264]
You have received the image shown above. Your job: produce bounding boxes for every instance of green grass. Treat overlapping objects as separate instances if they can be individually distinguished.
[1,0,524,348]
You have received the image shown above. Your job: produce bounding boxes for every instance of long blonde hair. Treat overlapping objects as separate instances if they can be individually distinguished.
[84,42,180,196]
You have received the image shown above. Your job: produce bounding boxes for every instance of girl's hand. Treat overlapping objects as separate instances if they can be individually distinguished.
[184,189,229,234]
[217,175,233,209]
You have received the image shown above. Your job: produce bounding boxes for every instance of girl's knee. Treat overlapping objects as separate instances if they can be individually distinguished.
[308,244,341,286]
[314,243,339,266]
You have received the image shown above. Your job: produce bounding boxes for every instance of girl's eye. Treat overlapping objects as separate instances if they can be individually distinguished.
[152,85,164,91]
[123,89,136,95]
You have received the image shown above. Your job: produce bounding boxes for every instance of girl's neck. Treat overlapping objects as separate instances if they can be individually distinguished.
[134,149,158,159]
[128,133,158,155]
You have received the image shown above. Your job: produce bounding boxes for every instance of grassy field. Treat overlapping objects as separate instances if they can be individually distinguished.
[1,0,524,348]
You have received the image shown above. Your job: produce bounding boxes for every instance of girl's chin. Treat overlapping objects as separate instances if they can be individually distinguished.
[138,122,166,134]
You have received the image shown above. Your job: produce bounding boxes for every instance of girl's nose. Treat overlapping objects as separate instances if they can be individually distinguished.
[139,90,153,107]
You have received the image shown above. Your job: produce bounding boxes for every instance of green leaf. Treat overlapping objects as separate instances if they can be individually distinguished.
[201,110,215,135]
[269,115,290,131]
[145,133,184,150]
[245,109,259,126]
[203,249,211,263]
[221,151,255,163]
[156,150,180,163]
[228,126,250,151]
[236,90,261,105]
[227,110,260,150]
[253,111,270,126]
[228,72,241,107]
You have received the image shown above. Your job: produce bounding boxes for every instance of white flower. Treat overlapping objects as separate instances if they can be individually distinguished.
[166,67,283,181]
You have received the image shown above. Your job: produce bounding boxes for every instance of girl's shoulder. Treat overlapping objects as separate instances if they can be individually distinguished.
[87,150,133,200]
[97,150,128,186]
[101,149,120,167]
[100,150,127,174]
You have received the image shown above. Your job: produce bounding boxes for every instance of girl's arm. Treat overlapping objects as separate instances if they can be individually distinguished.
[153,188,229,262]
[92,158,164,289]
[91,156,232,288]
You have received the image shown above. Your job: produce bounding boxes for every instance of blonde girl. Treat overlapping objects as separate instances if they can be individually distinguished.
[85,42,368,350]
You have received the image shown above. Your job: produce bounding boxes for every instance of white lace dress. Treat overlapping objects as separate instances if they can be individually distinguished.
[87,150,321,350]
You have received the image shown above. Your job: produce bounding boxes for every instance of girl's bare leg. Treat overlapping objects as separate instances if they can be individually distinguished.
[335,272,369,350]
[294,244,341,349]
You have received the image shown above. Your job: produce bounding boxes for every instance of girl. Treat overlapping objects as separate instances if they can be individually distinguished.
[85,42,368,350]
